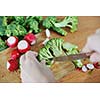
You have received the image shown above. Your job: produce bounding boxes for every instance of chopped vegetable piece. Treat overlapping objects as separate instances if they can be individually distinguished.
[7,59,18,72]
[11,49,20,60]
[82,65,88,72]
[45,29,51,38]
[17,40,30,53]
[93,62,100,69]
[24,33,36,45]
[63,42,83,68]
[86,64,94,70]
[6,36,19,48]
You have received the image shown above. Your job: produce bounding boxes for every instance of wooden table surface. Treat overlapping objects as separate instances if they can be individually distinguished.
[0,16,100,83]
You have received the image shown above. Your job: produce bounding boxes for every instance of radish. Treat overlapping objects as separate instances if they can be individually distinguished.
[7,59,18,72]
[86,64,94,70]
[17,40,30,53]
[7,36,18,48]
[11,49,20,60]
[24,33,36,45]
[76,67,81,71]
[93,62,100,69]
[82,65,88,72]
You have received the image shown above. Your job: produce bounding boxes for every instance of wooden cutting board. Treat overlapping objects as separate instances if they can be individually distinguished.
[0,16,100,83]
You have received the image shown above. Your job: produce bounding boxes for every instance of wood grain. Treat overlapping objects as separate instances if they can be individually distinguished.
[0,16,100,83]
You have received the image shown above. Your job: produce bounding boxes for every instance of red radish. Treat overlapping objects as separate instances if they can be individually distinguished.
[7,59,18,72]
[76,67,81,71]
[11,49,20,60]
[86,64,94,70]
[7,36,18,48]
[17,40,30,53]
[24,33,36,45]
[82,65,88,72]
[93,62,100,69]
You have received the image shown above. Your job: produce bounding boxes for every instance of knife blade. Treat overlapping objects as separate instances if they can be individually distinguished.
[54,52,92,62]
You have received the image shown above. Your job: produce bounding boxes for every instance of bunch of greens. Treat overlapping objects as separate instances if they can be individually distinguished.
[0,16,43,51]
[0,16,43,37]
[37,38,83,68]
[42,16,78,36]
[24,16,43,33]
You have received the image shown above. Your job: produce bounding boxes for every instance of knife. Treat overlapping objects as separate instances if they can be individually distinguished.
[54,52,93,62]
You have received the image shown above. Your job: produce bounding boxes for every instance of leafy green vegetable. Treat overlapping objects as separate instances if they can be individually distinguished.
[25,16,43,33]
[63,42,83,68]
[0,17,7,36]
[46,38,64,57]
[52,26,67,36]
[0,16,44,52]
[43,16,78,36]
[0,38,7,51]
[52,16,78,32]
[37,45,53,65]
[38,38,64,65]
[0,25,6,36]
[14,16,25,25]
[5,23,27,37]
[43,16,67,36]
[43,16,57,29]
[34,16,43,22]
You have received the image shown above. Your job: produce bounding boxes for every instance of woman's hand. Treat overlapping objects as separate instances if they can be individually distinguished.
[82,29,100,62]
[20,51,55,83]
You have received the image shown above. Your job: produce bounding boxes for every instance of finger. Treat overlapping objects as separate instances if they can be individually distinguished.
[32,51,38,56]
[81,43,91,53]
[25,51,39,64]
[20,54,26,69]
[40,60,46,65]
[26,51,38,57]
[95,28,100,35]
[20,69,33,83]
[90,52,100,62]
[25,51,37,60]
[88,35,100,53]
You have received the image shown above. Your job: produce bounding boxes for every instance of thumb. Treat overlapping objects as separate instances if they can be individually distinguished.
[81,43,91,53]
[90,52,100,63]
